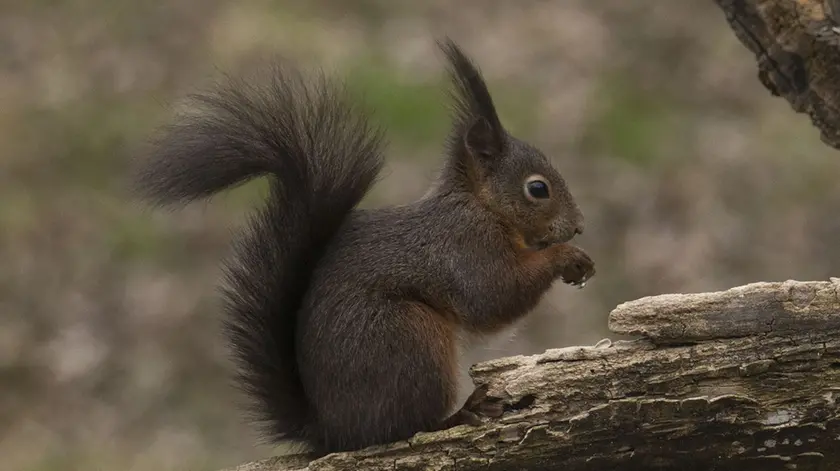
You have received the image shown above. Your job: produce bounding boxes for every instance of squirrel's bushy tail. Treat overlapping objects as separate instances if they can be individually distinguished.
[131,62,385,445]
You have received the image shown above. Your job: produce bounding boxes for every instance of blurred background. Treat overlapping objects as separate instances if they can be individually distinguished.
[2,1,839,470]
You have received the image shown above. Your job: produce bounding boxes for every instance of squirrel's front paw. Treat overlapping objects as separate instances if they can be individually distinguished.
[560,246,595,289]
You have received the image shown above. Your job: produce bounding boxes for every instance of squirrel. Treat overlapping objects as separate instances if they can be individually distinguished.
[131,38,595,455]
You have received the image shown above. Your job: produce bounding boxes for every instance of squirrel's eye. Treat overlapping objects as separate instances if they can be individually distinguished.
[524,176,550,201]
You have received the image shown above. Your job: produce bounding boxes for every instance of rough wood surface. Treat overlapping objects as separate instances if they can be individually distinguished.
[610,278,840,343]
[222,279,840,471]
[713,0,840,150]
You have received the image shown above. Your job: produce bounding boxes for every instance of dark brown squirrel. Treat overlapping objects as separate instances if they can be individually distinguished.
[131,38,595,455]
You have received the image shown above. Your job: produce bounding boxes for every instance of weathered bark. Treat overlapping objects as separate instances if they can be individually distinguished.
[222,279,840,471]
[713,0,840,150]
[609,278,840,343]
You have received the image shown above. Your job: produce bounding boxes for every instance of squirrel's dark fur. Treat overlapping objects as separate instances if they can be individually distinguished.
[132,38,595,455]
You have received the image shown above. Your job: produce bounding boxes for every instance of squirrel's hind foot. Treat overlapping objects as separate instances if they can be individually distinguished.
[437,384,504,430]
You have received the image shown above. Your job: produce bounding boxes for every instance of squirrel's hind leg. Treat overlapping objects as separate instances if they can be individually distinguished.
[302,301,461,452]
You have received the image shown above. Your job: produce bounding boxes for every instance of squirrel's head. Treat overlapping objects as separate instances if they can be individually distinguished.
[438,38,584,249]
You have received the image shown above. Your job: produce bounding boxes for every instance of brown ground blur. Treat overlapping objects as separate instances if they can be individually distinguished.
[2,1,838,470]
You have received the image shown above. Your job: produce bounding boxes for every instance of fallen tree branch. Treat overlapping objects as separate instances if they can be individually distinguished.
[713,0,840,150]
[223,279,840,471]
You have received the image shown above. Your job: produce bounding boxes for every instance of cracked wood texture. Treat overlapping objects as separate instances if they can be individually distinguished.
[714,0,840,150]
[222,279,840,471]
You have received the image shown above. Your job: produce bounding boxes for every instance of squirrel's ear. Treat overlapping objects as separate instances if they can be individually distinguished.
[439,38,506,160]
[464,116,503,159]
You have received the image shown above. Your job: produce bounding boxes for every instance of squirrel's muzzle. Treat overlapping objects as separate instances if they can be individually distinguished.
[531,218,582,250]
[559,217,584,241]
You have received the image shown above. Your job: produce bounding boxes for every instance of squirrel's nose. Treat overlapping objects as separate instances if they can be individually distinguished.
[573,220,584,236]
[572,206,585,236]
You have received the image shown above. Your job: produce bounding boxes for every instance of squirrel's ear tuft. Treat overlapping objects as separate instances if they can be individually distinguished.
[438,37,504,158]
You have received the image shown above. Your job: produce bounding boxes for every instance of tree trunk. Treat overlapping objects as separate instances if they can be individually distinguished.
[223,279,840,471]
[714,0,840,150]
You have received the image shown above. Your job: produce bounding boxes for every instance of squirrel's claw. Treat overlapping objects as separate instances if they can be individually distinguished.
[564,279,587,289]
